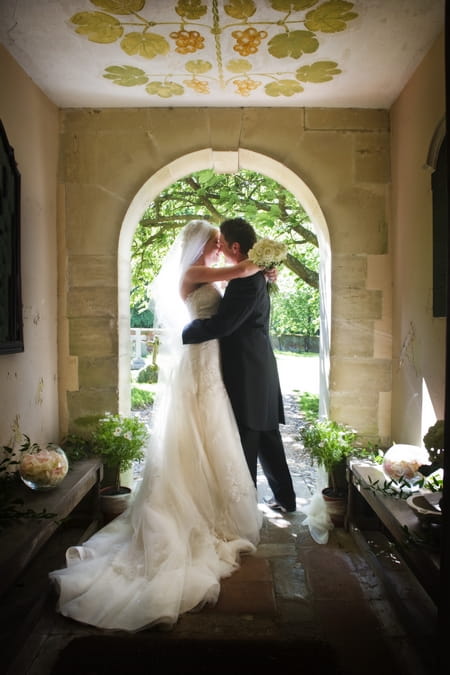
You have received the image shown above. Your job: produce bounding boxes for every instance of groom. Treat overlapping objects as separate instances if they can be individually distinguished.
[182,217,296,513]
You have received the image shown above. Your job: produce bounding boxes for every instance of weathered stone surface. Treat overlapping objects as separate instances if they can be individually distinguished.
[69,318,117,357]
[241,108,305,160]
[68,255,116,287]
[61,108,150,133]
[65,184,124,255]
[354,132,390,183]
[331,319,374,357]
[67,389,118,423]
[305,108,389,131]
[330,186,388,254]
[333,289,382,320]
[330,357,391,392]
[68,287,117,318]
[329,391,380,437]
[208,109,244,150]
[332,254,368,290]
[78,356,118,388]
[289,129,354,198]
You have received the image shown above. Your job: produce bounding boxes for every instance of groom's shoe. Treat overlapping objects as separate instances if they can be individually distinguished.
[263,497,296,513]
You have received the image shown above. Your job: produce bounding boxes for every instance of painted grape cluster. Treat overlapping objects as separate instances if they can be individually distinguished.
[69,0,358,101]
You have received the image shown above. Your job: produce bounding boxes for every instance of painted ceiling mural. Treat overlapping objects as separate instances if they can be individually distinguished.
[70,0,358,102]
[0,0,445,108]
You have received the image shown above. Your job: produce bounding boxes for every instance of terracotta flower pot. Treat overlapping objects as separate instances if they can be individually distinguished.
[100,486,132,523]
[322,487,347,527]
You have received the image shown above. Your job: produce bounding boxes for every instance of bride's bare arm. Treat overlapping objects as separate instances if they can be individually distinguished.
[184,259,261,284]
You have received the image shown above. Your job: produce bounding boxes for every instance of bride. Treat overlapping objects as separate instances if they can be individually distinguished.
[49,219,263,632]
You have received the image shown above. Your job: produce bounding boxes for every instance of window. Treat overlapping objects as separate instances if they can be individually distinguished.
[0,120,23,353]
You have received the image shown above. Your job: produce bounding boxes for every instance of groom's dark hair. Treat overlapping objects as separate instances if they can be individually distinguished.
[220,217,257,255]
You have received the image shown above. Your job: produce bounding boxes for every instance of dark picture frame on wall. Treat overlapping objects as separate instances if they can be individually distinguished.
[0,120,23,354]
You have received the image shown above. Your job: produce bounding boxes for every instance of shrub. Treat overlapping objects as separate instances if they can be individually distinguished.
[423,420,444,467]
[137,364,159,384]
[298,391,319,422]
[131,387,155,409]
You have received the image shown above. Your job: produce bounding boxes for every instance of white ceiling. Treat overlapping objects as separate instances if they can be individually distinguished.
[0,0,445,109]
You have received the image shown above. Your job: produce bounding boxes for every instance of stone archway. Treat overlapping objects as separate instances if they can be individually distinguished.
[118,148,331,416]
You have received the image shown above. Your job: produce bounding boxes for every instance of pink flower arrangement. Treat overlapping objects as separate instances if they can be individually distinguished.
[20,443,68,490]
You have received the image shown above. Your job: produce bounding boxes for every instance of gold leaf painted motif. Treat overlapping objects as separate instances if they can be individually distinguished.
[170,30,205,54]
[265,79,304,96]
[270,0,318,12]
[68,0,359,101]
[305,0,357,33]
[145,81,185,98]
[268,30,318,59]
[224,0,257,20]
[175,0,208,21]
[90,0,145,15]
[232,28,268,56]
[71,11,123,43]
[296,60,341,82]
[121,32,170,58]
[226,59,253,74]
[184,79,210,93]
[103,65,148,86]
[185,59,212,74]
[233,78,260,96]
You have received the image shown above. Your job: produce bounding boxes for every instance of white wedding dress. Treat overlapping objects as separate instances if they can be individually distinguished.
[50,284,262,631]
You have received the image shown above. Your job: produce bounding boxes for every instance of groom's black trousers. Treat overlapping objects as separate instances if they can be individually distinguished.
[237,424,296,511]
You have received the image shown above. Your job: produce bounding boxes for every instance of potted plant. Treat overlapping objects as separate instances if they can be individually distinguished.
[422,419,444,514]
[422,419,444,473]
[91,413,149,521]
[299,418,358,525]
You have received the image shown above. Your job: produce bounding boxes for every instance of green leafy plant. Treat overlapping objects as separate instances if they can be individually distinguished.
[92,413,149,492]
[423,419,444,467]
[299,419,358,493]
[364,470,443,500]
[297,391,319,423]
[137,364,159,384]
[131,387,154,409]
[60,433,95,462]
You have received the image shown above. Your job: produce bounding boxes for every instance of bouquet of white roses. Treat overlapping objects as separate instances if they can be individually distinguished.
[248,238,287,293]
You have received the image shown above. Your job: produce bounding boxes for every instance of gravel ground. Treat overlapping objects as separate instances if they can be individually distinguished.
[277,391,317,495]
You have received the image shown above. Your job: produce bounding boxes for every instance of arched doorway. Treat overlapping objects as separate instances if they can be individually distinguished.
[118,149,331,417]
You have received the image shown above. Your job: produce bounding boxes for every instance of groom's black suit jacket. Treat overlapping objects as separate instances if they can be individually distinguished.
[182,272,285,431]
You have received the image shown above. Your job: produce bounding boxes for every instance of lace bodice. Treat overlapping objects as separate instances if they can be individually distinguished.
[185,284,221,320]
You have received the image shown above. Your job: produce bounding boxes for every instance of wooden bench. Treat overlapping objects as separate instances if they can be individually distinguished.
[0,458,103,672]
[346,460,441,605]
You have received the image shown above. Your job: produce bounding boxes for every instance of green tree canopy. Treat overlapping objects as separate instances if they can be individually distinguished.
[131,169,319,336]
